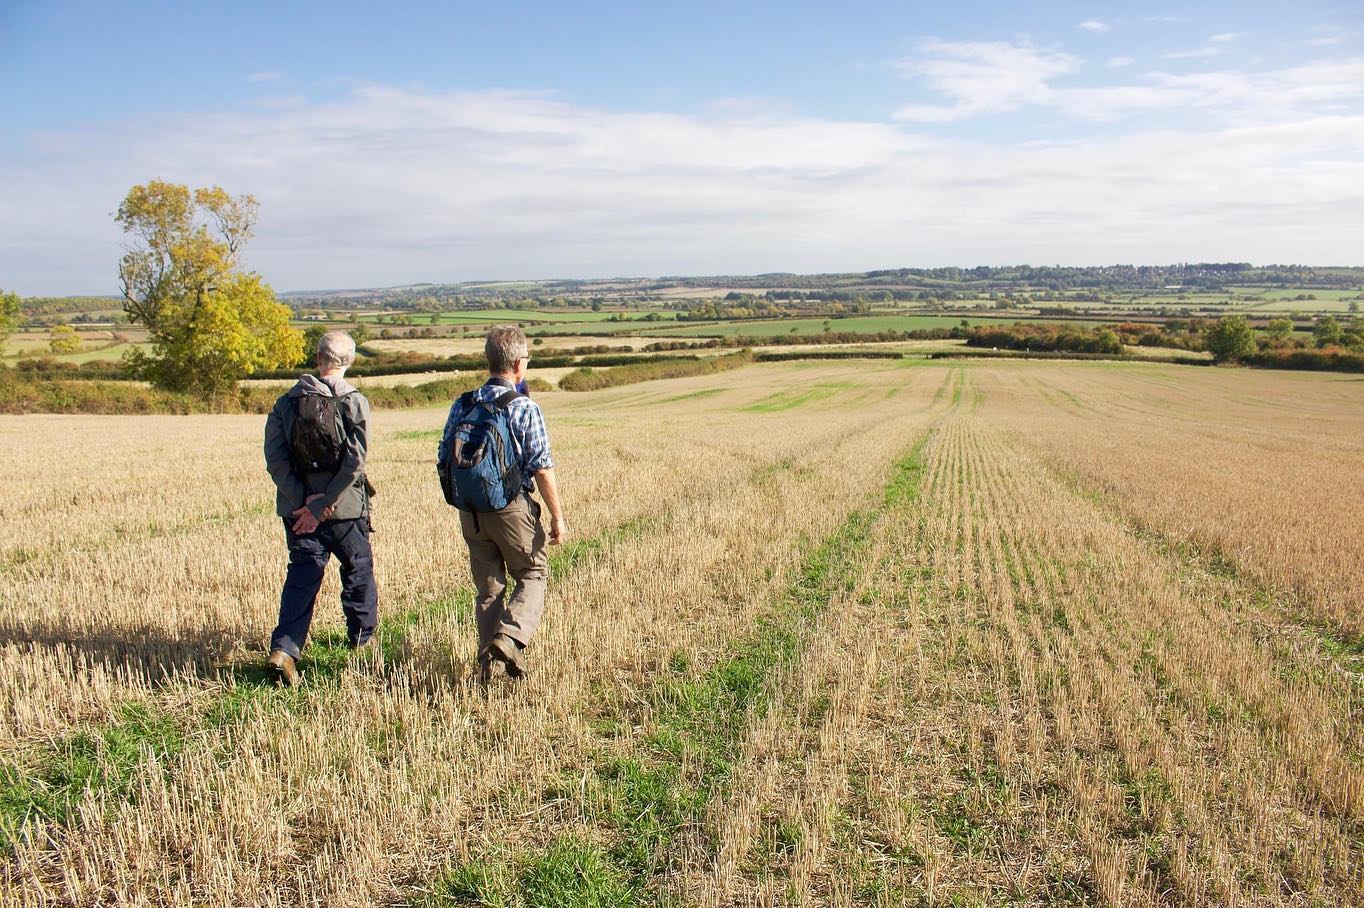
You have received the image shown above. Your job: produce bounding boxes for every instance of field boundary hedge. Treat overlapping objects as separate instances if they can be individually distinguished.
[1243,348,1364,373]
[558,351,754,391]
[930,349,1211,366]
[13,350,713,383]
[0,372,504,415]
[754,350,905,362]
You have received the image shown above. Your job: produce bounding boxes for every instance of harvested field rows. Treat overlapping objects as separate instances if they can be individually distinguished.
[1,361,1360,906]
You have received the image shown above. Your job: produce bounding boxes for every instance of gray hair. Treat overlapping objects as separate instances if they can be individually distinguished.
[485,325,528,374]
[316,331,356,370]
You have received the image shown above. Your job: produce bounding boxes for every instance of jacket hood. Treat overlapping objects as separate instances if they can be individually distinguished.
[288,372,358,398]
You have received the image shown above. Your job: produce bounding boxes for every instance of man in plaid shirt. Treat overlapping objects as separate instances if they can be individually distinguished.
[438,325,567,682]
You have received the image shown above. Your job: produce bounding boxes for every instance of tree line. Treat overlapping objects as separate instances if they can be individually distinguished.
[962,317,1364,372]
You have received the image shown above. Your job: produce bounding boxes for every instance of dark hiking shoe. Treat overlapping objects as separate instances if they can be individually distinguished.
[476,649,502,685]
[267,649,301,687]
[487,634,527,679]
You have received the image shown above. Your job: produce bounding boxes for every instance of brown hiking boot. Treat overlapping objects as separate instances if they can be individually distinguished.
[476,649,502,685]
[267,649,301,687]
[486,634,527,679]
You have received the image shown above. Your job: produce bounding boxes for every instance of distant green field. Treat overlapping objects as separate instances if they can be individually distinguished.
[357,309,671,327]
[1226,287,1364,314]
[1226,286,1361,300]
[1,340,145,363]
[1100,293,1234,308]
[61,342,147,363]
[634,314,1102,338]
[2,331,149,363]
[4,334,58,355]
[527,318,675,334]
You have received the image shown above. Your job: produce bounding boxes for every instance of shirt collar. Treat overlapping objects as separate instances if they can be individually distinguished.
[485,376,515,390]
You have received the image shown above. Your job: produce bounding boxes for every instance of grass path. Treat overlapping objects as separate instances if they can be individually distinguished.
[412,434,936,906]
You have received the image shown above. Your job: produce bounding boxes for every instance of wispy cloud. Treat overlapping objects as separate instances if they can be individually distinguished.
[1309,35,1344,46]
[2,84,1362,293]
[1078,20,1110,33]
[1166,32,1244,60]
[893,40,1080,122]
[248,71,283,83]
[894,38,1364,123]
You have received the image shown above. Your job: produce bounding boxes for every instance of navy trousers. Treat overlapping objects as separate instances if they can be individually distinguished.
[271,518,378,658]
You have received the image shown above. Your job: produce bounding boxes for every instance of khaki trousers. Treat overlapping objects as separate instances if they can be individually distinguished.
[459,494,549,651]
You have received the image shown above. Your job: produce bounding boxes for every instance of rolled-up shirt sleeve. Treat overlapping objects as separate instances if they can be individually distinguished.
[515,401,554,474]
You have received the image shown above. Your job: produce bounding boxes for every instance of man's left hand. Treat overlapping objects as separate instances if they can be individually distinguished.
[291,506,320,535]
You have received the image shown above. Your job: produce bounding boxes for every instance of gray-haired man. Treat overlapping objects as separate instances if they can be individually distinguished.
[263,331,378,686]
[438,325,567,682]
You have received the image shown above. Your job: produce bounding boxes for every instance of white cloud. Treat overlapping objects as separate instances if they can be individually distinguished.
[893,40,1080,121]
[1150,60,1364,110]
[1078,20,1110,33]
[1052,83,1194,119]
[248,71,283,83]
[896,39,1364,123]
[1209,32,1244,43]
[1,85,1362,293]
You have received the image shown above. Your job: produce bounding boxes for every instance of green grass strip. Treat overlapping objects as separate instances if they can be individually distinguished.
[423,436,931,906]
[0,703,182,853]
[742,381,855,413]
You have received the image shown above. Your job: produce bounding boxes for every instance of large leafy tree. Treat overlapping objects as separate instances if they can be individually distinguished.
[1205,315,1256,364]
[0,289,19,356]
[1313,316,1343,349]
[116,181,302,397]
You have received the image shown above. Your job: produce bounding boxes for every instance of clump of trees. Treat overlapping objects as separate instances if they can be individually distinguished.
[961,314,1363,370]
[1201,313,1364,371]
[116,181,301,397]
[1205,315,1256,363]
[964,323,1124,355]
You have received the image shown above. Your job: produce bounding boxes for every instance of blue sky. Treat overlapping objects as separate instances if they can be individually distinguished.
[2,0,1362,294]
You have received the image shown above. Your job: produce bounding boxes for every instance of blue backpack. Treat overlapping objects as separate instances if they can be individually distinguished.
[439,388,524,512]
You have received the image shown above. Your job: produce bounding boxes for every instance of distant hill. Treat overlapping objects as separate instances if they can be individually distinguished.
[277,264,1364,309]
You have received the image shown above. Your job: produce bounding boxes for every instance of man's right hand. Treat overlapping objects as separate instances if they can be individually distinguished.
[548,515,567,546]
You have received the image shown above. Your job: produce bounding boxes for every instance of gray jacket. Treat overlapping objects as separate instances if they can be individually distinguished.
[264,373,371,522]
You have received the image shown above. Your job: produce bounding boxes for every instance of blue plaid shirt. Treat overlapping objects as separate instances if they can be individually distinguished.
[437,378,554,490]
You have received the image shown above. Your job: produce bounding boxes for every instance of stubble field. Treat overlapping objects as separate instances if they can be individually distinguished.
[0,360,1360,907]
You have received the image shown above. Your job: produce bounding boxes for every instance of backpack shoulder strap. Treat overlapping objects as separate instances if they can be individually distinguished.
[334,390,360,434]
[491,389,524,409]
